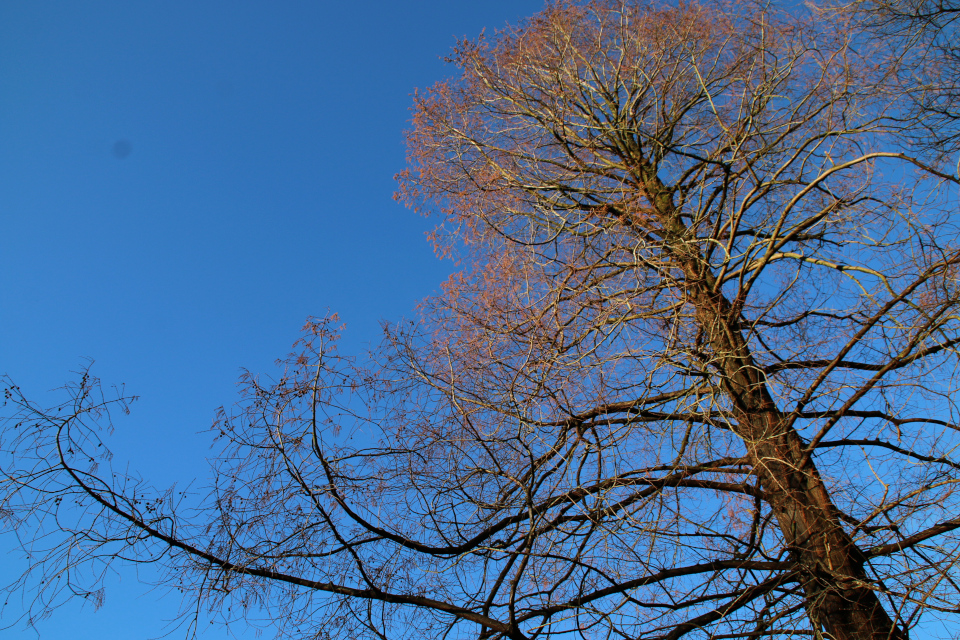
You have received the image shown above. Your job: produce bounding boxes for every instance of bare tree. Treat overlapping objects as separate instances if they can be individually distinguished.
[4,2,960,639]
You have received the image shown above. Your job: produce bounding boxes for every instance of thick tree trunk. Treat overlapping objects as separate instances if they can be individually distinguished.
[642,168,907,639]
[692,282,906,640]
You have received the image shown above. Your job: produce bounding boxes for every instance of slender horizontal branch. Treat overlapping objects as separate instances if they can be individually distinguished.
[868,517,960,557]
[517,560,790,623]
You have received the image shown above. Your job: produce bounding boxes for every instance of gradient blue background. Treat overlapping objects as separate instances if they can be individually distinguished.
[0,2,542,637]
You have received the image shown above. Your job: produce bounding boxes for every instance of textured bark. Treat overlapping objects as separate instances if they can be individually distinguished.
[647,169,907,639]
[699,293,906,640]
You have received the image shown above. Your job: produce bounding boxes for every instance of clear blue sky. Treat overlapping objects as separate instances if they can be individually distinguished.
[0,1,542,637]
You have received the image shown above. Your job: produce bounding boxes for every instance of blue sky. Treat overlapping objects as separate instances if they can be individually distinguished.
[0,1,542,637]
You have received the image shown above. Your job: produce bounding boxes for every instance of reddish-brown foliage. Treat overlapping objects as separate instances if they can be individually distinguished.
[4,2,960,639]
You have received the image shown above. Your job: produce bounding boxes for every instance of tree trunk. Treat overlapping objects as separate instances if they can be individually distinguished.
[643,166,908,639]
[692,280,907,640]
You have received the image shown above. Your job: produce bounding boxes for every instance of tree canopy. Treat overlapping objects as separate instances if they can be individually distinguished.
[4,1,960,639]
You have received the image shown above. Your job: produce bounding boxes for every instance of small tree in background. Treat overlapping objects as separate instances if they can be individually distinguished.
[4,2,960,639]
